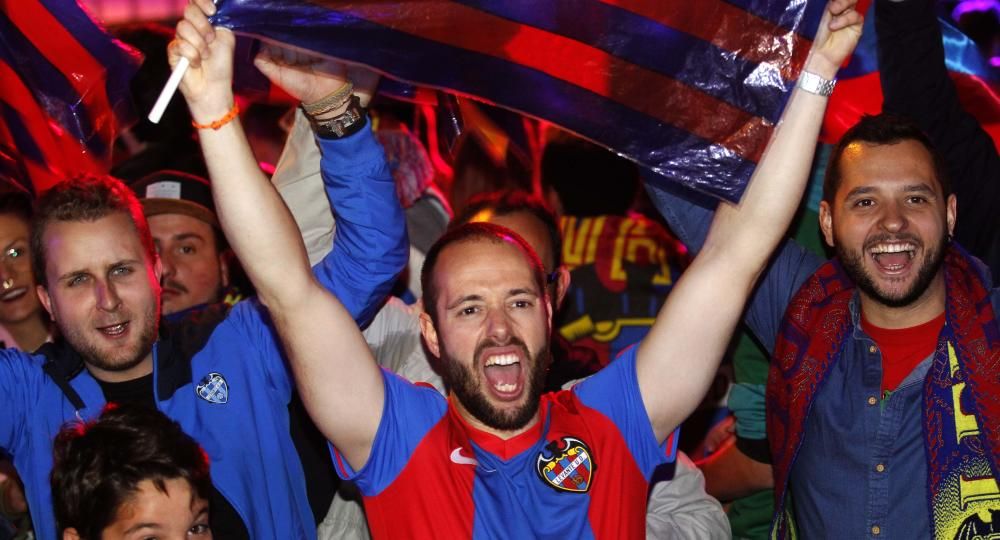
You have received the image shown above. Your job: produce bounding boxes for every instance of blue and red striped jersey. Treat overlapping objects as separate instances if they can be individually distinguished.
[335,346,678,539]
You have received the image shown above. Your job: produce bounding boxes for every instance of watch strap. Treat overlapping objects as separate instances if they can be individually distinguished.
[305,95,368,140]
[797,71,836,97]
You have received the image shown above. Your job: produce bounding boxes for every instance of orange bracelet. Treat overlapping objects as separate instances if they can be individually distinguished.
[191,103,240,130]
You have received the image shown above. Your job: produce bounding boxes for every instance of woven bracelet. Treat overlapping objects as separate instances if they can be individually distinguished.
[191,102,240,130]
[301,82,354,117]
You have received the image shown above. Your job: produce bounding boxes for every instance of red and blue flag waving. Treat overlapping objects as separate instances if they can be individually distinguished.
[0,0,140,193]
[213,0,828,202]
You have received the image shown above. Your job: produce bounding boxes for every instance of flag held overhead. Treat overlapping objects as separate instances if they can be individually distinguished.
[210,0,828,202]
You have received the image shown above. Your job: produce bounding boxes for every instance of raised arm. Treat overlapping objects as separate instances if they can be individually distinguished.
[876,0,1000,274]
[170,0,392,468]
[636,0,864,442]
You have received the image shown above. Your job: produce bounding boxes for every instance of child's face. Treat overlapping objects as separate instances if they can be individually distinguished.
[101,477,211,540]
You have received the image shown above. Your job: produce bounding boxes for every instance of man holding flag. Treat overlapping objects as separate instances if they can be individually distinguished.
[0,7,406,540]
[651,22,1000,540]
[171,0,862,538]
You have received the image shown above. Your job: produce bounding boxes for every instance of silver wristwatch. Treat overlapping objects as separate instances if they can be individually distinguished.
[797,71,836,97]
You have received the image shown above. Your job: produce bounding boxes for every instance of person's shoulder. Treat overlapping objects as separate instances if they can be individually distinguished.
[163,302,233,342]
[2,341,66,391]
[158,301,256,371]
[0,345,43,366]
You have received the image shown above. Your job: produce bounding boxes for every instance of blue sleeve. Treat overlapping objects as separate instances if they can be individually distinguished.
[332,370,446,496]
[312,124,409,328]
[209,125,406,398]
[0,349,40,455]
[573,346,677,478]
[644,176,823,353]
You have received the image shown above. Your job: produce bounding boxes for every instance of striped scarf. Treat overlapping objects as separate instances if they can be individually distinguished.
[766,243,1000,538]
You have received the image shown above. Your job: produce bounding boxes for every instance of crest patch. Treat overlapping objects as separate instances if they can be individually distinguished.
[196,372,229,404]
[536,436,595,493]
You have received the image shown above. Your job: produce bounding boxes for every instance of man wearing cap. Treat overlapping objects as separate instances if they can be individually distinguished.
[130,171,232,316]
[0,32,406,540]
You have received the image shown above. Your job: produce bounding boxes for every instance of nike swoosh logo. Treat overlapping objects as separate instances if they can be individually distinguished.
[450,447,479,467]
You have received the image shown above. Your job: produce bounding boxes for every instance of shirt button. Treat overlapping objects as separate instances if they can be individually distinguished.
[869,345,878,354]
[868,396,878,406]
[872,525,881,535]
[875,463,885,473]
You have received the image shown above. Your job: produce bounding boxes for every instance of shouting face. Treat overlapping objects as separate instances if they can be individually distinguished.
[422,237,552,434]
[820,139,956,309]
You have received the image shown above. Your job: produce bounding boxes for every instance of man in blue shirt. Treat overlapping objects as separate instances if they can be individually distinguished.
[650,113,1000,539]
[0,22,406,540]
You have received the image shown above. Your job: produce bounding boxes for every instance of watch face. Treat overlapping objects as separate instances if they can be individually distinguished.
[315,96,367,139]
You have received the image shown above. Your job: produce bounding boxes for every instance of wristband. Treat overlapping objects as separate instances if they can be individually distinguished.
[302,82,354,117]
[191,102,240,130]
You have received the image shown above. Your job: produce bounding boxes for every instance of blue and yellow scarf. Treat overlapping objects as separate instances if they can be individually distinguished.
[767,244,1000,539]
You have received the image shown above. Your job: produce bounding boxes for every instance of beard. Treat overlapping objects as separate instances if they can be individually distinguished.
[60,301,159,376]
[441,336,550,432]
[835,231,947,308]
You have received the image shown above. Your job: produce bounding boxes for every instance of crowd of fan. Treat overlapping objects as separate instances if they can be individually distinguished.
[1,0,998,538]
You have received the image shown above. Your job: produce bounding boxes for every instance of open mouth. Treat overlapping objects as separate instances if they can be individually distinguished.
[97,321,130,338]
[483,352,523,398]
[869,242,916,273]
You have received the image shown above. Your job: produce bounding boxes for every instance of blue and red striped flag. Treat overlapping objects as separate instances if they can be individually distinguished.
[822,4,1000,148]
[213,0,829,202]
[0,0,140,194]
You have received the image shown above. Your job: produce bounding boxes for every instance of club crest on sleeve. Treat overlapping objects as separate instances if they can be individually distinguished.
[536,436,595,493]
[196,372,229,404]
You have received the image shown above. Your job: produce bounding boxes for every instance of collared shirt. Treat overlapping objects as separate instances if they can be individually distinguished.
[0,126,407,540]
[789,297,932,539]
[645,183,1000,538]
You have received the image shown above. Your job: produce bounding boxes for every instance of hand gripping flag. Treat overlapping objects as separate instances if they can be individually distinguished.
[0,0,140,193]
[212,0,829,203]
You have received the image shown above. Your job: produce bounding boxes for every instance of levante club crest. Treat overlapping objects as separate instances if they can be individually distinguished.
[536,436,595,493]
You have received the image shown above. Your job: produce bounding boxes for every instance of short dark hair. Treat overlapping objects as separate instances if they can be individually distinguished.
[50,404,211,539]
[420,222,546,325]
[0,191,32,224]
[824,113,951,203]
[452,190,562,271]
[0,167,33,223]
[541,133,639,217]
[30,174,156,287]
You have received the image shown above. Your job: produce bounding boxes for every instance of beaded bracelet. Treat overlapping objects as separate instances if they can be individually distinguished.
[301,82,354,117]
[191,102,240,130]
